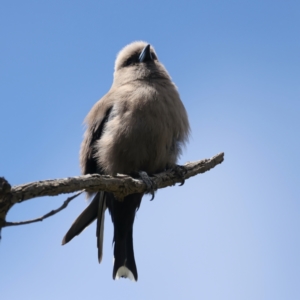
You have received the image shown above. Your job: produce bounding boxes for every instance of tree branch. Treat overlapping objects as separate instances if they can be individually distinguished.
[0,152,224,234]
[4,191,83,227]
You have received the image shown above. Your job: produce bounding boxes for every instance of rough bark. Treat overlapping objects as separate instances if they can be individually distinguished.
[0,152,224,234]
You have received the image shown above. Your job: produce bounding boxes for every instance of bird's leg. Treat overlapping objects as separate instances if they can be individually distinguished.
[138,171,156,200]
[172,165,187,186]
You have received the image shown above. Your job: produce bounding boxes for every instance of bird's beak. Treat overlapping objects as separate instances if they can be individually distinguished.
[139,44,153,62]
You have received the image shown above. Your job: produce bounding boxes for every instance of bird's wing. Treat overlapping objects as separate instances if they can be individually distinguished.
[62,192,100,245]
[62,193,107,263]
[62,101,114,262]
[96,191,106,262]
[81,103,113,176]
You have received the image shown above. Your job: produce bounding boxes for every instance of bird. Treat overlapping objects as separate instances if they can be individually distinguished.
[62,41,190,281]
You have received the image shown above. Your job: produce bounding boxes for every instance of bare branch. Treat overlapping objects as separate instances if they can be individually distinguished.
[0,152,224,233]
[4,191,83,227]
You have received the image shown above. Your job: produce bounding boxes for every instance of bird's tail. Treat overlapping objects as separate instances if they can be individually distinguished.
[113,228,137,281]
[106,193,142,281]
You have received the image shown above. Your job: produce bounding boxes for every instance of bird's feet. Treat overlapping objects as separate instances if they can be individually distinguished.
[138,171,156,200]
[172,165,187,186]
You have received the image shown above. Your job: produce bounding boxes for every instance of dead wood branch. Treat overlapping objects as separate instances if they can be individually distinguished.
[0,152,224,234]
[4,191,83,227]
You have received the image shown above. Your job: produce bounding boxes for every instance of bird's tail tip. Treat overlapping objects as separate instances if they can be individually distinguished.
[114,266,137,282]
[61,235,68,245]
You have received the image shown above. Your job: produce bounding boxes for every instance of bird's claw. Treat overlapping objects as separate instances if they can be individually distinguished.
[138,171,156,200]
[173,165,187,186]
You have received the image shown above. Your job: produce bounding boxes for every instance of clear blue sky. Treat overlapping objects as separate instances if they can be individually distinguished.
[1,1,299,299]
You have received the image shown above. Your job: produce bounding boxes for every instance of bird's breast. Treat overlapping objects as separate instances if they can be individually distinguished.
[95,84,185,176]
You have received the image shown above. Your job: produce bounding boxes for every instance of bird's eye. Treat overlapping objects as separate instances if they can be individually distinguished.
[151,52,157,60]
[123,53,141,67]
[125,58,134,66]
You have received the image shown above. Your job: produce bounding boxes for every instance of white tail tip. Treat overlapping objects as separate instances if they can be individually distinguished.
[116,266,136,282]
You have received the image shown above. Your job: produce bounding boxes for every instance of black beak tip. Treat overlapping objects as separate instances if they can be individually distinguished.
[139,44,153,62]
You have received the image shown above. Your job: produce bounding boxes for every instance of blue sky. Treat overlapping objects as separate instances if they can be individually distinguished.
[1,1,299,299]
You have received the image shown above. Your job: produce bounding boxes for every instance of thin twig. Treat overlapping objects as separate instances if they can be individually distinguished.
[4,191,83,227]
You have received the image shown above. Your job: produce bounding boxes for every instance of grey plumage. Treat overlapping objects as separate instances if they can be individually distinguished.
[62,41,190,281]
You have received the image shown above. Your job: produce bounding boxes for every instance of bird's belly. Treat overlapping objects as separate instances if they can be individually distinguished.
[96,115,175,176]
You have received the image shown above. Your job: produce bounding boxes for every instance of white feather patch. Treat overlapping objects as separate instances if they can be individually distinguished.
[116,266,136,281]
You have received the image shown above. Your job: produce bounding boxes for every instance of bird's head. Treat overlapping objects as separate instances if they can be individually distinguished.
[113,41,171,86]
